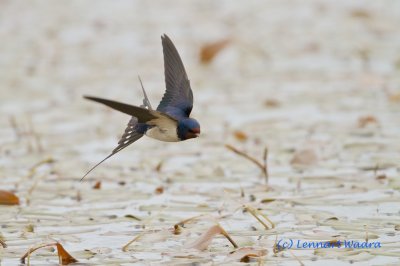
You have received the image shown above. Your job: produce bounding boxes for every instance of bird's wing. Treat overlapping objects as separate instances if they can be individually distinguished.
[157,34,193,118]
[84,96,178,125]
[81,96,179,180]
[81,117,144,180]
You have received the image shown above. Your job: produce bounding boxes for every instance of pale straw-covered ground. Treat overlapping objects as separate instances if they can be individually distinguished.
[1,1,400,265]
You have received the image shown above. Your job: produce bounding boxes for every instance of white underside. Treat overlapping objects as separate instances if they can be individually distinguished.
[145,115,180,142]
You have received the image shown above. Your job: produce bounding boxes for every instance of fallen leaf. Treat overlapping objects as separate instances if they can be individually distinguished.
[358,115,378,128]
[233,130,248,142]
[290,149,318,166]
[388,92,400,102]
[0,190,20,205]
[200,39,230,64]
[155,186,164,194]
[186,224,237,250]
[350,9,372,20]
[228,247,267,262]
[264,99,280,108]
[56,243,78,265]
[92,181,101,189]
[376,174,386,180]
[25,224,35,233]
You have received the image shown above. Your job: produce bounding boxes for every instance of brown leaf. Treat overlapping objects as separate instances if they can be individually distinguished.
[228,247,267,262]
[56,243,78,265]
[350,9,371,20]
[264,99,280,108]
[186,224,237,250]
[200,39,230,64]
[0,190,20,205]
[388,92,400,102]
[233,130,248,142]
[186,225,222,250]
[155,161,163,172]
[154,186,164,194]
[358,115,378,128]
[92,181,101,189]
[376,174,386,180]
[290,149,318,166]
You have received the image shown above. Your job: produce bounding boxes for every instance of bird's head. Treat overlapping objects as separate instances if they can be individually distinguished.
[177,118,200,140]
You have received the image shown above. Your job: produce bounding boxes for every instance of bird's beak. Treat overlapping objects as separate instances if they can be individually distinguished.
[186,128,200,139]
[193,128,200,138]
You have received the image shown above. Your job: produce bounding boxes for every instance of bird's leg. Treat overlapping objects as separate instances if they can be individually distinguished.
[138,75,153,110]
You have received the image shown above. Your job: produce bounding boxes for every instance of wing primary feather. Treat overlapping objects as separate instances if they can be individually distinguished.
[157,34,193,116]
[138,76,153,110]
[84,96,157,123]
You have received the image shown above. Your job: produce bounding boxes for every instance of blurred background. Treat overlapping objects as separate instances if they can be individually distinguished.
[1,1,399,264]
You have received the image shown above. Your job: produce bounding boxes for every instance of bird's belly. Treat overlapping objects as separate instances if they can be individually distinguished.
[145,126,180,142]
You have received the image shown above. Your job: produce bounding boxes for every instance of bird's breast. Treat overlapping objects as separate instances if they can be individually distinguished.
[145,125,180,142]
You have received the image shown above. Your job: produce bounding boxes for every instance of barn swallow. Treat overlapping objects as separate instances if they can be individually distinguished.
[81,34,200,180]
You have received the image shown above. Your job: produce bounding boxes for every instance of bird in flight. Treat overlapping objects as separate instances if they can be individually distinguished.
[81,34,200,180]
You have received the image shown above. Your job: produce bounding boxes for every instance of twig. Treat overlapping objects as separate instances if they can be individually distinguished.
[289,250,304,266]
[0,239,7,248]
[122,231,146,252]
[273,235,280,254]
[225,144,269,183]
[244,205,275,229]
[26,114,43,153]
[174,214,207,234]
[218,224,238,248]
[27,158,55,179]
[9,115,21,140]
[263,147,269,179]
[175,214,206,228]
[20,243,55,264]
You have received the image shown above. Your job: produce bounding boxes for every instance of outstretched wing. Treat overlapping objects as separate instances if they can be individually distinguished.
[81,117,144,180]
[81,95,178,180]
[84,96,157,123]
[157,34,193,118]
